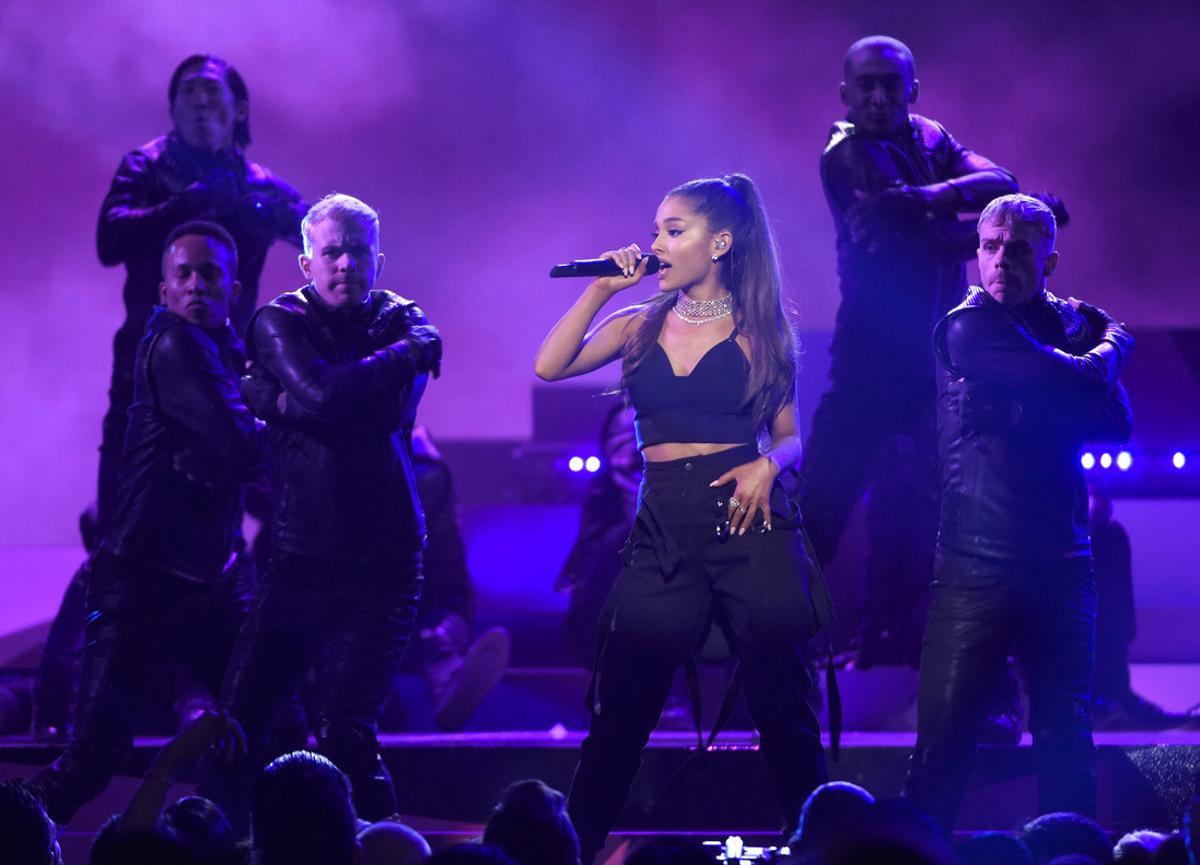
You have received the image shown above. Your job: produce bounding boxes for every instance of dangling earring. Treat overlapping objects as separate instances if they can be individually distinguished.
[711,254,720,262]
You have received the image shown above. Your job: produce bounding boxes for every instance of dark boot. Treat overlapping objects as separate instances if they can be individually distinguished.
[416,615,510,732]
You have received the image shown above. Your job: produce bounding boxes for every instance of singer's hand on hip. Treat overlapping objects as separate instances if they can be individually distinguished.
[710,457,777,536]
[592,244,648,295]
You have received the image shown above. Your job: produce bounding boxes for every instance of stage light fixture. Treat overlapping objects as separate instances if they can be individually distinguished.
[1099,452,1113,469]
[585,456,601,473]
[1116,451,1132,471]
[568,456,584,472]
[1081,452,1096,470]
[1173,452,1187,469]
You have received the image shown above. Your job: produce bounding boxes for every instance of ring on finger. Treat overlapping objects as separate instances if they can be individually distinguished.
[729,497,741,509]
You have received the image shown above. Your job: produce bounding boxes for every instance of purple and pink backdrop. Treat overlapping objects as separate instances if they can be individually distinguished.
[2,0,1198,546]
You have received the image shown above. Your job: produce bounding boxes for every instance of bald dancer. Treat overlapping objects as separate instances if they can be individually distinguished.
[798,37,1018,658]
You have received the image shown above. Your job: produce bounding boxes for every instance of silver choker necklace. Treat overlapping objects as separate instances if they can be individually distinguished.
[672,292,733,326]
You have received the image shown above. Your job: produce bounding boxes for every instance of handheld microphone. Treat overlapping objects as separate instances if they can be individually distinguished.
[549,254,664,278]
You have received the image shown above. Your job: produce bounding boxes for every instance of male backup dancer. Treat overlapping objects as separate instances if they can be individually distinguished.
[34,53,307,737]
[204,194,442,829]
[34,221,261,825]
[906,194,1133,829]
[96,53,306,523]
[799,36,1018,659]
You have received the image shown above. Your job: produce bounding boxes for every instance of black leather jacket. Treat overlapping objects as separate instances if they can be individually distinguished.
[932,287,1133,561]
[98,131,307,335]
[101,307,262,581]
[246,286,430,561]
[821,115,1017,386]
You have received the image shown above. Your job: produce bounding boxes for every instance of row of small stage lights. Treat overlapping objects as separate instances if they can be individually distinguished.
[564,452,1191,473]
[562,450,1192,480]
[1081,450,1188,471]
[566,455,603,473]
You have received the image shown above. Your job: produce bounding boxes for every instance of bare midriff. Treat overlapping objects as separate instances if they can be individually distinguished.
[642,441,749,462]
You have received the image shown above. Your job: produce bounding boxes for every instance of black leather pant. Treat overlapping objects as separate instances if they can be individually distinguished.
[859,434,937,667]
[33,561,90,733]
[905,549,1097,831]
[567,447,827,863]
[97,322,141,528]
[33,551,249,824]
[798,380,938,569]
[201,549,422,833]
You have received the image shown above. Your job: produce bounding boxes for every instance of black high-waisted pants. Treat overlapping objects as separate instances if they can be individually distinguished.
[567,445,828,862]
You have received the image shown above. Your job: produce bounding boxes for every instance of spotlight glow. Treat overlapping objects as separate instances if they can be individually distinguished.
[1099,453,1113,469]
[1116,451,1132,471]
[1081,452,1096,470]
[584,456,601,473]
[568,456,584,473]
[1173,452,1187,469]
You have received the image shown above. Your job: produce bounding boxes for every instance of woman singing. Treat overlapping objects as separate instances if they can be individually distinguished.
[534,174,829,860]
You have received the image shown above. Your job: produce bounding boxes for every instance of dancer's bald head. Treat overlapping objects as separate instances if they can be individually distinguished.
[843,36,916,83]
[840,35,919,136]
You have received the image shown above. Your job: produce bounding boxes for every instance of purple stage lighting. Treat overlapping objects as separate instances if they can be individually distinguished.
[584,456,601,473]
[1099,453,1113,469]
[568,456,584,473]
[1173,452,1187,469]
[1116,451,1133,471]
[1081,452,1096,470]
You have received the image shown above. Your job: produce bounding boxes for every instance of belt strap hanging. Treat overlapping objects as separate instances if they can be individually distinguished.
[648,657,743,811]
[800,526,842,761]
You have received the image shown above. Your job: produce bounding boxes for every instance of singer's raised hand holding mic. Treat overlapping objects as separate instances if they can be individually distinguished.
[533,242,655,382]
[593,243,653,295]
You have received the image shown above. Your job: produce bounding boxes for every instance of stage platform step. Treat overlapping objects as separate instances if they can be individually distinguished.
[384,663,1200,734]
[381,663,916,732]
[4,731,1199,843]
[3,663,1197,737]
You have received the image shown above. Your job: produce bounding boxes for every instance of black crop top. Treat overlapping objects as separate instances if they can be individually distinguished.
[627,330,757,449]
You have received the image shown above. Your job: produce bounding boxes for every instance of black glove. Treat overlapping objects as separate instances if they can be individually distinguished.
[240,364,285,421]
[846,185,927,243]
[1028,191,1070,229]
[235,183,300,236]
[183,166,243,215]
[1072,299,1114,329]
[1078,300,1133,359]
[1071,299,1125,344]
[402,324,443,378]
